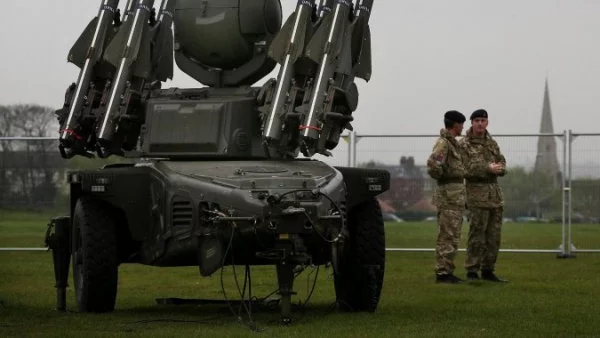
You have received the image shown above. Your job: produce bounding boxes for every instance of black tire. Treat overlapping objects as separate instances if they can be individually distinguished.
[334,198,385,312]
[72,197,118,312]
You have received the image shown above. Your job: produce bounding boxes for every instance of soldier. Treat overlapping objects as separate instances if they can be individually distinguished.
[427,110,467,284]
[460,109,508,283]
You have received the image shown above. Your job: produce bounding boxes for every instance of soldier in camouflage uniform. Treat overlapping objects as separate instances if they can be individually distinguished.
[460,109,508,283]
[427,110,466,284]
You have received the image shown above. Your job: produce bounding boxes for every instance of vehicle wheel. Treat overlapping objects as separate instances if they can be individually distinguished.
[334,197,385,312]
[72,197,118,312]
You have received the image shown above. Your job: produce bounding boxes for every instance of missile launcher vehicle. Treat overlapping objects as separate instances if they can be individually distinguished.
[45,0,388,324]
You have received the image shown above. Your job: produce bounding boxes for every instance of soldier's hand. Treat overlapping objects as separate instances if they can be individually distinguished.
[495,163,503,174]
[488,162,503,174]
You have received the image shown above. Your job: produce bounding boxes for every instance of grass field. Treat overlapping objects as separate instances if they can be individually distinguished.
[2,211,600,337]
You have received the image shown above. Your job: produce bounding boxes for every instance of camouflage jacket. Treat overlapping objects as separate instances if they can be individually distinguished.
[459,128,506,208]
[427,129,466,210]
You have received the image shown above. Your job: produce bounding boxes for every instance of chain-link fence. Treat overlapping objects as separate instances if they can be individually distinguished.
[0,137,63,209]
[1,132,598,255]
[568,133,600,253]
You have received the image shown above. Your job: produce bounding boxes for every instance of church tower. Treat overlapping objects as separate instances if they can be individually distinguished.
[533,79,561,185]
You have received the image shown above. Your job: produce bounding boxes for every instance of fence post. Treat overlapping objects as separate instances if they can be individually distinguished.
[558,129,575,258]
[567,129,575,257]
[346,134,352,167]
[558,130,567,258]
[349,130,357,168]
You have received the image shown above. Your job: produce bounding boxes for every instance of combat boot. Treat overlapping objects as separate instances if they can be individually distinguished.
[481,270,508,283]
[466,271,479,281]
[436,273,463,284]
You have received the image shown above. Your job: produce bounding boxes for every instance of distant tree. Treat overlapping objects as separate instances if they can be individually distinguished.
[0,104,62,209]
[500,166,561,219]
[571,179,600,221]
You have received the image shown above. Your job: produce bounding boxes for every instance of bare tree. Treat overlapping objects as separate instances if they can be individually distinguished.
[0,104,62,208]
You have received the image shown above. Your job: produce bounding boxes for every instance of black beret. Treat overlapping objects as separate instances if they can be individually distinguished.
[444,110,466,123]
[470,109,488,120]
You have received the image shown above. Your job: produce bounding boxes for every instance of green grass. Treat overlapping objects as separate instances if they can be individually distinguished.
[2,212,600,336]
[0,210,57,247]
[1,209,587,249]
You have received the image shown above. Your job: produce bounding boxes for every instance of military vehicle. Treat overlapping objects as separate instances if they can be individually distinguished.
[45,0,388,324]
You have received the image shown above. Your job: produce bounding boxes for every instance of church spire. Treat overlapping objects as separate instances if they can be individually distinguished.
[539,78,554,133]
[534,78,561,185]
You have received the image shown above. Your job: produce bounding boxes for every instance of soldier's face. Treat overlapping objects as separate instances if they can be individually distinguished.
[453,122,464,136]
[472,118,488,134]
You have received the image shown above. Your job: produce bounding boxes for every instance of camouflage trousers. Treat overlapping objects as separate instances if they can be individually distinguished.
[435,209,463,275]
[465,207,503,272]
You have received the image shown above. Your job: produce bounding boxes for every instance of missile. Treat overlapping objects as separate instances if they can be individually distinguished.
[151,0,175,82]
[315,0,374,153]
[58,0,120,158]
[299,0,354,155]
[352,0,373,82]
[261,0,317,146]
[95,0,155,156]
[318,0,334,18]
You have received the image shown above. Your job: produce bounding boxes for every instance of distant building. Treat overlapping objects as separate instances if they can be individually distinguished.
[533,79,562,187]
[375,156,426,211]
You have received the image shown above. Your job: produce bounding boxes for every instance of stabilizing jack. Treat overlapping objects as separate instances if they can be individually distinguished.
[45,217,72,311]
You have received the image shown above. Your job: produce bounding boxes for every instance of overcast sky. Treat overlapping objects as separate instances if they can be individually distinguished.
[1,1,599,167]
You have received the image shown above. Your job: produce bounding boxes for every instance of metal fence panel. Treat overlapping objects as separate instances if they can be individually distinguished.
[568,134,600,253]
[2,133,600,254]
[351,133,572,253]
